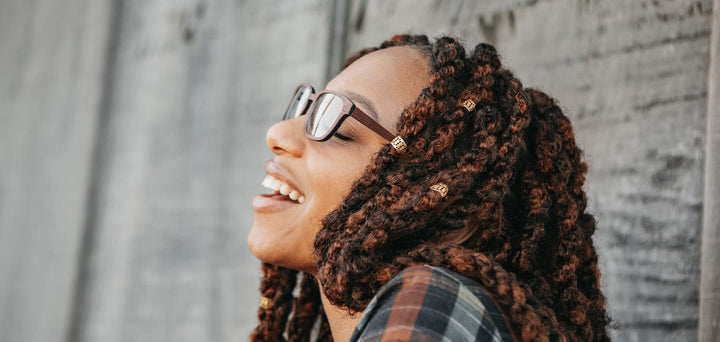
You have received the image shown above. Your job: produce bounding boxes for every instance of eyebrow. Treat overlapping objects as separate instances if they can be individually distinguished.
[339,89,380,121]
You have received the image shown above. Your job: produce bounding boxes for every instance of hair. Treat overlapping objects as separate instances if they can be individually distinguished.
[251,34,610,342]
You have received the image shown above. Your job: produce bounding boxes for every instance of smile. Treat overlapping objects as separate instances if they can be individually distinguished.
[262,175,305,204]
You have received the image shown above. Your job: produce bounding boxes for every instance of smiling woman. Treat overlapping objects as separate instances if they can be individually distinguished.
[248,35,610,342]
[249,46,430,275]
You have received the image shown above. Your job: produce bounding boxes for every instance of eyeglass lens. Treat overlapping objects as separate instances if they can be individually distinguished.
[283,86,312,121]
[308,93,344,139]
[282,85,352,140]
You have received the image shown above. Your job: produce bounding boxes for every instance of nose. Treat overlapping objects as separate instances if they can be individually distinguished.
[266,117,305,157]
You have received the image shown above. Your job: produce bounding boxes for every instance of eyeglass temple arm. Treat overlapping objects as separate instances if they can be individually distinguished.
[350,107,396,142]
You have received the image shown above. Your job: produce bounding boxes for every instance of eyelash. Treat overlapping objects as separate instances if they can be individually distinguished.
[333,132,353,141]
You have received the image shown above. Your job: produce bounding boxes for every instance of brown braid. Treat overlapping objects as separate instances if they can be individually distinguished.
[252,35,610,341]
[286,273,321,342]
[250,263,297,342]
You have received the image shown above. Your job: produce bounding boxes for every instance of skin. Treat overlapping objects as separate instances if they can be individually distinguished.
[249,46,431,340]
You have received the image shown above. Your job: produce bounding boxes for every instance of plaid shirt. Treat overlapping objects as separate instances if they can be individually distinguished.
[349,265,514,342]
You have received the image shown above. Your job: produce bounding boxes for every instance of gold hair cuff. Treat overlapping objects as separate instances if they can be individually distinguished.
[260,296,273,309]
[430,183,449,198]
[463,99,476,112]
[391,136,408,154]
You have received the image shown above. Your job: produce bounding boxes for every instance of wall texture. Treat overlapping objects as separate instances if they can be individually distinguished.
[700,0,720,339]
[0,0,717,341]
[0,0,114,341]
[71,1,331,341]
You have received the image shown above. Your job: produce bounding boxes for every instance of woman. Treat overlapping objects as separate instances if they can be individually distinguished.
[249,35,610,341]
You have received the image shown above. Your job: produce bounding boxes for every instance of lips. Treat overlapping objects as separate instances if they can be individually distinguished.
[252,160,307,212]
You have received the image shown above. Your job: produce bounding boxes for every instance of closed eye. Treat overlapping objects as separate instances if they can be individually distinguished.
[333,132,353,141]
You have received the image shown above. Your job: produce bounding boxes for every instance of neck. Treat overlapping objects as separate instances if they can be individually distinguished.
[319,286,362,342]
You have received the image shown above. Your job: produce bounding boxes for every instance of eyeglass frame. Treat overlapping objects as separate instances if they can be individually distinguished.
[283,83,396,142]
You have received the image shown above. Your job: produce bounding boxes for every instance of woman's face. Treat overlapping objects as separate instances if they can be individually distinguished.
[249,47,431,273]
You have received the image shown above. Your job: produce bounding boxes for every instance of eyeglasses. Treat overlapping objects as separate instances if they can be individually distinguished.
[282,83,396,142]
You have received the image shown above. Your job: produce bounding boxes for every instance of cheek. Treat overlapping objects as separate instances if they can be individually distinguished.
[308,151,373,208]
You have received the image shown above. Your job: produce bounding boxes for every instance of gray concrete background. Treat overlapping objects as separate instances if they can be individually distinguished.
[0,0,717,341]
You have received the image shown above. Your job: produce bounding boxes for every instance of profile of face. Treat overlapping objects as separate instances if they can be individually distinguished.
[249,47,431,274]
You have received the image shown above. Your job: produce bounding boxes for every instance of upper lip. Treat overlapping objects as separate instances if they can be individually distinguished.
[265,160,304,196]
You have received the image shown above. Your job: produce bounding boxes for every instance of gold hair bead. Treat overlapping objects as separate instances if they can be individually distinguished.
[430,183,449,198]
[463,99,476,112]
[260,296,273,309]
[391,136,408,154]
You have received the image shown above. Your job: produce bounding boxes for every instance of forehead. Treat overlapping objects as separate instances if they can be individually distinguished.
[325,47,431,130]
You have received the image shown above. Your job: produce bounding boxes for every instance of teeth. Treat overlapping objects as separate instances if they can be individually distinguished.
[262,176,273,188]
[262,175,305,203]
[263,176,281,191]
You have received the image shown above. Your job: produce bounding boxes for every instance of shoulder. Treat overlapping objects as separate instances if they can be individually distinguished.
[349,265,514,342]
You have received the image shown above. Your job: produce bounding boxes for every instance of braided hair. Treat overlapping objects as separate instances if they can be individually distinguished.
[251,34,610,342]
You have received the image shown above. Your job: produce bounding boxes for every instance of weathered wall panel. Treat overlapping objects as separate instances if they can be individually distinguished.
[0,0,113,341]
[345,1,712,341]
[74,1,331,341]
[700,0,720,340]
[1,1,717,341]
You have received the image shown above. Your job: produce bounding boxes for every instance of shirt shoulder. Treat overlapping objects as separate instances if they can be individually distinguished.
[349,265,514,342]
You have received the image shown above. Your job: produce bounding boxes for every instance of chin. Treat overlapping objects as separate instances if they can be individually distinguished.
[247,223,316,273]
[247,223,276,262]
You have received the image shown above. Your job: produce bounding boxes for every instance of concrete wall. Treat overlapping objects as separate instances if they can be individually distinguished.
[70,1,331,341]
[0,0,717,341]
[700,1,720,339]
[0,0,114,341]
